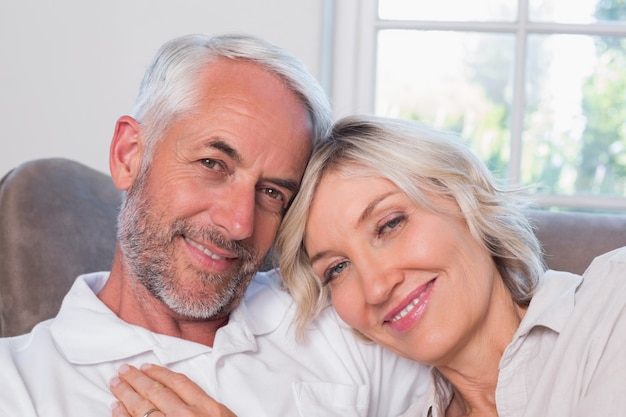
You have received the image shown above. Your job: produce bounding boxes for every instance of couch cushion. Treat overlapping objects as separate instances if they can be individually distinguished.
[0,158,122,336]
[528,209,626,275]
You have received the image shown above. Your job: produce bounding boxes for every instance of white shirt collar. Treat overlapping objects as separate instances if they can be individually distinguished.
[515,269,582,337]
[51,270,293,365]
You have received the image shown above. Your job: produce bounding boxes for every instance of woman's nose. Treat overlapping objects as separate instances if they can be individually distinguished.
[357,257,404,305]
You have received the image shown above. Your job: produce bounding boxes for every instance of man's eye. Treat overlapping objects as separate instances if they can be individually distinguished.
[263,188,284,201]
[257,187,289,214]
[201,159,221,170]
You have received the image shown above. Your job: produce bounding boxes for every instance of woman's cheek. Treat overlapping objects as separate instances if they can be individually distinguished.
[331,290,368,330]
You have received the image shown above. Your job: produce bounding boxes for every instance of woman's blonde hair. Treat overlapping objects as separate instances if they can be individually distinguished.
[276,115,545,339]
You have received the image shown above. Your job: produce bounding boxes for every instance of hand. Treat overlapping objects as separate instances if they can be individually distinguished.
[110,363,237,417]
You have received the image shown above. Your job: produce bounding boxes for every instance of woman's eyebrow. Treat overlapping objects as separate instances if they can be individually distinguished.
[309,250,330,266]
[356,191,397,228]
[308,191,399,265]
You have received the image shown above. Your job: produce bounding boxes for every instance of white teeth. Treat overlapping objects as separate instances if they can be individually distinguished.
[392,296,422,322]
[184,237,228,261]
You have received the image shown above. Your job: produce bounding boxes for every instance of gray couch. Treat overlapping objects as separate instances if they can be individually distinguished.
[1,158,626,337]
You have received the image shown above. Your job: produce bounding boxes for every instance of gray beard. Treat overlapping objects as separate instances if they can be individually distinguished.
[117,174,260,320]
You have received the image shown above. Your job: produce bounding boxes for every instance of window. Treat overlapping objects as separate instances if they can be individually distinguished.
[330,0,626,211]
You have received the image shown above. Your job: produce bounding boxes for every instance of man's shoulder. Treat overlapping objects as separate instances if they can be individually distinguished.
[250,268,283,287]
[0,320,56,364]
[245,269,292,303]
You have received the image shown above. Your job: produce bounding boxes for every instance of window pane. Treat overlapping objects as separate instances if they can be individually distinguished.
[530,0,626,24]
[523,34,626,198]
[378,0,517,21]
[375,30,515,178]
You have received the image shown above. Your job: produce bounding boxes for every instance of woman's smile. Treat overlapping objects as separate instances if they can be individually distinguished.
[386,278,436,332]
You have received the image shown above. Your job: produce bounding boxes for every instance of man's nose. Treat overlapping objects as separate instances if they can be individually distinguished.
[211,182,255,241]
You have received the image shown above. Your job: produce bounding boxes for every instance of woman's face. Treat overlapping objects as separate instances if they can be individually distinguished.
[304,169,506,367]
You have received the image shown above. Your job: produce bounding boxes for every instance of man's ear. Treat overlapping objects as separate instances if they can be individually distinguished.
[109,115,144,191]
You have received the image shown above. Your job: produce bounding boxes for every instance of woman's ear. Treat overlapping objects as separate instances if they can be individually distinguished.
[109,116,143,191]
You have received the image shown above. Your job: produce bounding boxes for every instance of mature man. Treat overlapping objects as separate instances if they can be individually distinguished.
[0,34,427,417]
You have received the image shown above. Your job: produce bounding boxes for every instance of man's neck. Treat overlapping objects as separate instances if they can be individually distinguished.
[98,253,228,347]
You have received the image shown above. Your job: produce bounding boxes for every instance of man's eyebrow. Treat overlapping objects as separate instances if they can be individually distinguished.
[269,178,300,195]
[206,139,242,162]
[205,138,299,194]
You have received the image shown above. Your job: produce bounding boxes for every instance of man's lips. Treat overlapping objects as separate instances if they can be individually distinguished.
[184,236,235,261]
[385,278,436,326]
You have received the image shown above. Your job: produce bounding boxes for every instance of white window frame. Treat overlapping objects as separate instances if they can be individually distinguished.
[325,0,626,211]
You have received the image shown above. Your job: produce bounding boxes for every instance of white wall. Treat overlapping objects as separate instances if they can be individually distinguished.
[0,0,326,177]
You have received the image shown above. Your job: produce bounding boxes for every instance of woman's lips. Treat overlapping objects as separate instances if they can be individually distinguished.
[385,279,436,332]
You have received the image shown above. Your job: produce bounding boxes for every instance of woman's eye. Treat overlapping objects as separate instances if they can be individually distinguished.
[322,261,349,286]
[376,215,405,236]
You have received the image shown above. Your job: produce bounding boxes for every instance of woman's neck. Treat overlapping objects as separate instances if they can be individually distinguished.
[439,285,527,416]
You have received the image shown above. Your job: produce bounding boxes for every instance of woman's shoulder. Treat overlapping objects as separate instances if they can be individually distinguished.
[585,246,626,272]
[578,246,626,295]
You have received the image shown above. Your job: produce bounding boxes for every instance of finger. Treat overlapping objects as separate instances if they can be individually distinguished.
[140,364,211,404]
[140,364,237,416]
[111,366,165,417]
[112,399,165,417]
[111,401,131,417]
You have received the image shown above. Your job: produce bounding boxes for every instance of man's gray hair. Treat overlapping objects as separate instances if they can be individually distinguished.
[131,33,332,165]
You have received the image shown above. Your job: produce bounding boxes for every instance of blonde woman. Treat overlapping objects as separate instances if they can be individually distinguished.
[276,115,626,416]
